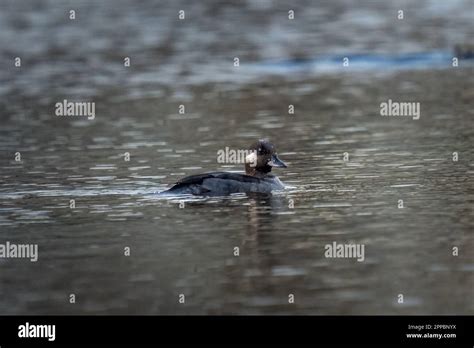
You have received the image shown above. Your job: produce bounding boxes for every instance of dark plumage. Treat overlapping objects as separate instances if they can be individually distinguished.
[160,139,287,196]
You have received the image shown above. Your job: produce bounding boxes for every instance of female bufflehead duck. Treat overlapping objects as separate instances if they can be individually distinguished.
[161,139,287,196]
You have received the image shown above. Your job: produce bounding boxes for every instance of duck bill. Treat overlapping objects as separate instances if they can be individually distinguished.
[269,154,287,168]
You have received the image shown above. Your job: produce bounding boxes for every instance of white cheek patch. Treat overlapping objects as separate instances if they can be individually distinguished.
[245,151,257,167]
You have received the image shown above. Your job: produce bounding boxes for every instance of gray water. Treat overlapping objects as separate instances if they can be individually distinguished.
[0,0,473,314]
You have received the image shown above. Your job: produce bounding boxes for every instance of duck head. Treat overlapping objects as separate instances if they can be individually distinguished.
[245,139,287,177]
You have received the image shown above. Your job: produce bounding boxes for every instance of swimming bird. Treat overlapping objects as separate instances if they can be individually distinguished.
[160,139,287,196]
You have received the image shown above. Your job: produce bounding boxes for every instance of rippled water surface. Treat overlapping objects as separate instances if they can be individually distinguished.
[0,0,473,314]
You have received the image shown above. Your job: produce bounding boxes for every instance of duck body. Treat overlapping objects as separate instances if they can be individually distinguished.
[162,171,285,196]
[160,139,287,196]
